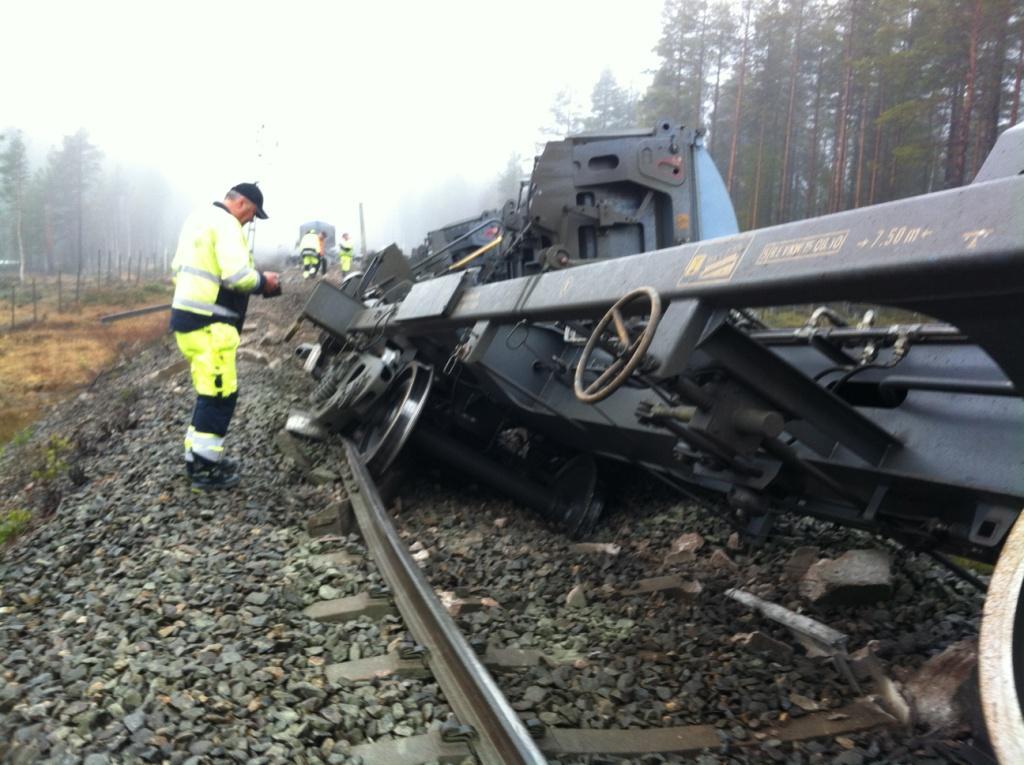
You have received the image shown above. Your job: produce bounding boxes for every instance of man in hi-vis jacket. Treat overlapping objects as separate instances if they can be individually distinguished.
[299,228,321,279]
[169,182,281,489]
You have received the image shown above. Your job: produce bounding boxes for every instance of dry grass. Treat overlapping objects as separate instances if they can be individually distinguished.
[0,283,172,443]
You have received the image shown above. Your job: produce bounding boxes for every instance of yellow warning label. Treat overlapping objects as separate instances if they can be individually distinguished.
[683,254,705,277]
[701,254,740,281]
[677,235,751,285]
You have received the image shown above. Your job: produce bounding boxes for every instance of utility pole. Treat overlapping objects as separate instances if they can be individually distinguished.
[358,202,367,256]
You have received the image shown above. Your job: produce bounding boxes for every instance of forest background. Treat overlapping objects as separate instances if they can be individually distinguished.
[3,0,1023,282]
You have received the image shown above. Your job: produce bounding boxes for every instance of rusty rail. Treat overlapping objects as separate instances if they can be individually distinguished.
[98,303,171,323]
[339,439,547,765]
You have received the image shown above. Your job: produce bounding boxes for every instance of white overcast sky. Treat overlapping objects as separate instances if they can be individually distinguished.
[1,0,663,251]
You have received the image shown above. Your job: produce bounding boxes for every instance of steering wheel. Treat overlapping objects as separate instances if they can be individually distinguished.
[574,286,663,404]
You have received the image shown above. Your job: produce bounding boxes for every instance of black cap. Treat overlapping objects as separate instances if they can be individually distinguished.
[230,182,268,219]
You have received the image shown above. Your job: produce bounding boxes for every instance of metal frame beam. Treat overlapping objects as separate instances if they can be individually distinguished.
[342,175,1024,387]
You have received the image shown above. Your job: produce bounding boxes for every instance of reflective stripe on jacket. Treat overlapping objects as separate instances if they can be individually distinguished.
[171,204,260,328]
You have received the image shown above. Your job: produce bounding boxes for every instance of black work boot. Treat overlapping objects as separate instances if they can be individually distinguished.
[186,453,238,475]
[187,455,241,490]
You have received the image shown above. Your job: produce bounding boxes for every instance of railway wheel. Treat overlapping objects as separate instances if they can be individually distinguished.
[552,454,604,539]
[980,511,1024,763]
[355,363,434,476]
[339,270,365,298]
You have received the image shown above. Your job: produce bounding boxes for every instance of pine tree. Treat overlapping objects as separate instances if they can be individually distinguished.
[776,0,806,222]
[947,0,984,187]
[726,1,752,193]
[585,70,637,130]
[1011,17,1023,125]
[707,1,737,156]
[546,87,585,137]
[0,130,30,282]
[50,129,103,278]
[495,152,525,206]
[971,0,1012,177]
[641,0,712,128]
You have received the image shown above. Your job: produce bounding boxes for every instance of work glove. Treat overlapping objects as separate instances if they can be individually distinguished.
[261,271,282,298]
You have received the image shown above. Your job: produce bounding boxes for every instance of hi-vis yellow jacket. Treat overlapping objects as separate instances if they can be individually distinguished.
[171,204,261,329]
[339,241,354,271]
[299,231,321,253]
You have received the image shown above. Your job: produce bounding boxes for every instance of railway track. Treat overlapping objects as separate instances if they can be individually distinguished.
[297,440,967,765]
[336,441,544,764]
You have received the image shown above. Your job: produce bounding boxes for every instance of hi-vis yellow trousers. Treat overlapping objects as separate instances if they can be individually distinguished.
[175,322,240,462]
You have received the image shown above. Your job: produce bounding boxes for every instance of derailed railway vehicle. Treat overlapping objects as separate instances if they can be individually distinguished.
[408,122,737,284]
[410,209,503,274]
[293,122,1024,760]
[500,122,739,278]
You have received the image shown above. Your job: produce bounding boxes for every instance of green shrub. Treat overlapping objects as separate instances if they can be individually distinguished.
[0,508,31,544]
[0,425,33,459]
[31,436,70,482]
[10,427,32,447]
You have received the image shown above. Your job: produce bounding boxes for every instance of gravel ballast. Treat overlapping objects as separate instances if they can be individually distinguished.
[0,289,451,765]
[0,280,989,765]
